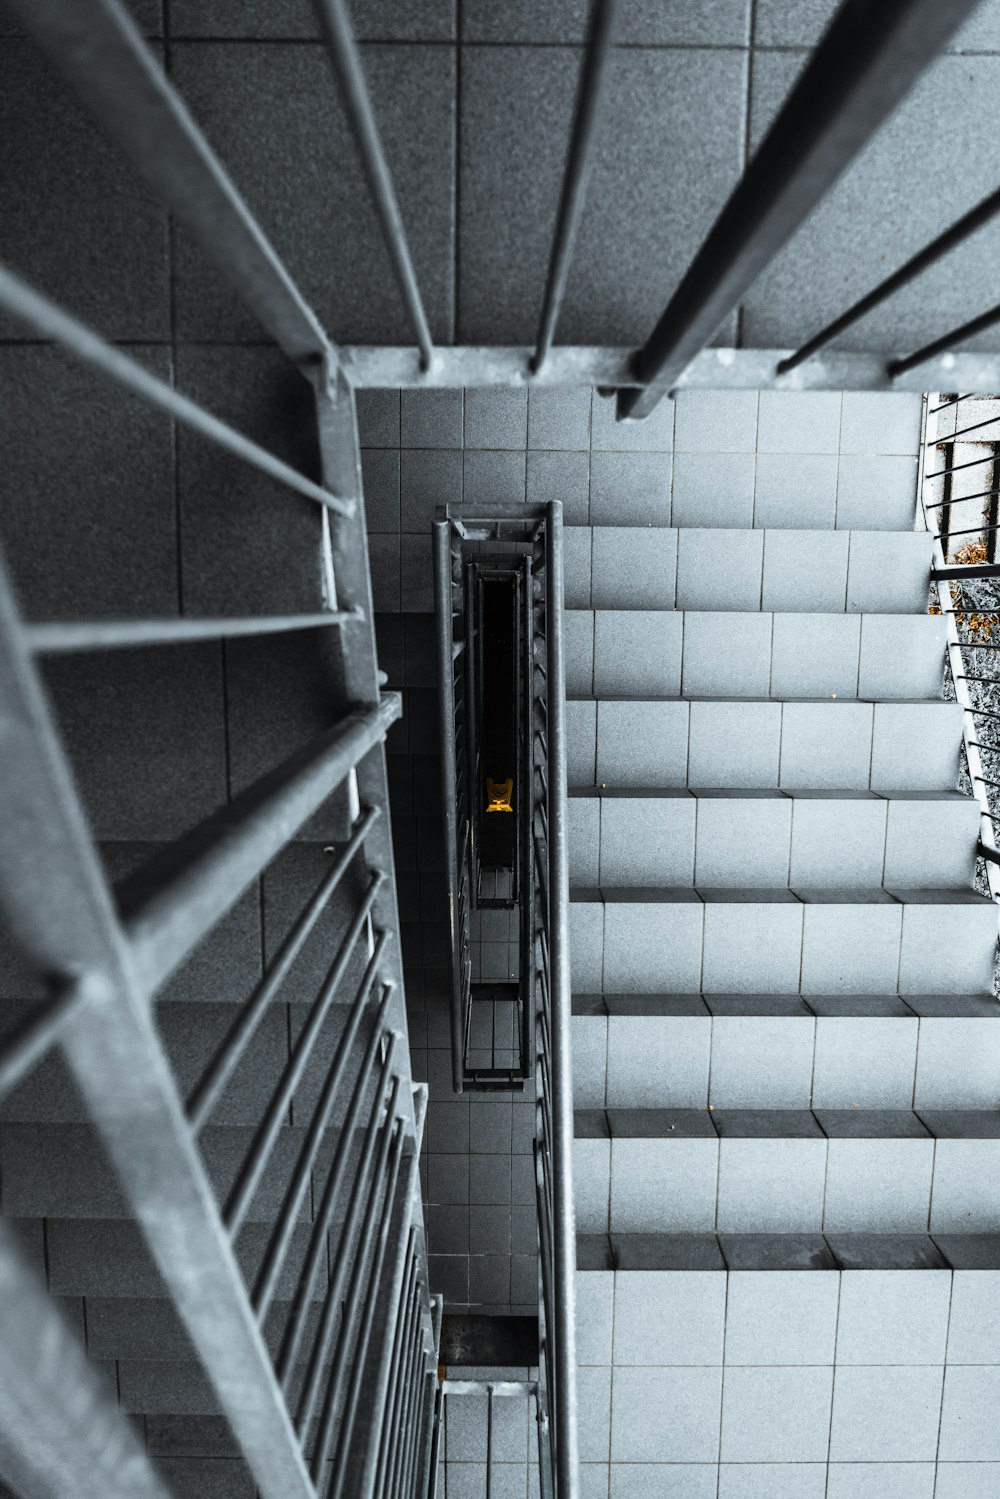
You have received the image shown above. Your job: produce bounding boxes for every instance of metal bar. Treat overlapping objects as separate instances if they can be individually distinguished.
[935,523,1000,545]
[779,185,1000,373]
[930,411,1000,444]
[891,301,1000,378]
[312,1115,406,1484]
[434,521,466,1093]
[254,984,392,1320]
[0,1219,171,1499]
[375,1251,418,1499]
[7,0,336,370]
[223,909,387,1235]
[0,263,352,516]
[918,395,1000,899]
[120,697,400,996]
[426,1384,444,1499]
[544,501,579,1498]
[276,1042,396,1381]
[926,452,996,481]
[335,1085,431,1493]
[531,0,617,372]
[188,806,379,1132]
[0,976,96,1101]
[0,549,315,1499]
[296,1072,402,1428]
[388,1290,422,1499]
[392,1323,423,1499]
[925,484,996,511]
[931,395,968,413]
[26,610,360,654]
[312,0,434,370]
[618,0,980,419]
[933,564,1000,580]
[339,344,1000,394]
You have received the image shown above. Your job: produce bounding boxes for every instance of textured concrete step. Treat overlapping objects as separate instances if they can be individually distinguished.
[573,1108,1000,1236]
[564,527,931,612]
[567,698,963,791]
[565,610,945,700]
[575,1253,1000,1475]
[577,1230,1000,1272]
[569,887,997,996]
[0,1122,334,1221]
[572,993,1000,1111]
[45,1218,328,1301]
[567,788,978,891]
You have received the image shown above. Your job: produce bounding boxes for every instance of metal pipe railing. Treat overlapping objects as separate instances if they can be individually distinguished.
[25,610,361,654]
[0,264,352,516]
[618,0,981,419]
[119,701,398,996]
[531,0,618,373]
[313,0,434,372]
[918,393,1000,903]
[7,0,337,371]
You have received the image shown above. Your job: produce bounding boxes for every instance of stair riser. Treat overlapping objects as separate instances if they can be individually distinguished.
[565,611,944,700]
[575,1137,1000,1235]
[564,530,932,614]
[567,700,963,791]
[572,1016,1000,1110]
[570,901,998,995]
[568,797,979,889]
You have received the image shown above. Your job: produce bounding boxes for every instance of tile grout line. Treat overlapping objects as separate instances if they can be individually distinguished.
[822,1270,844,1499]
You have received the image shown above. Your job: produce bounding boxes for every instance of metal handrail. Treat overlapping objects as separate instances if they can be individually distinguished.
[434,501,577,1497]
[0,1,438,1495]
[918,393,1000,903]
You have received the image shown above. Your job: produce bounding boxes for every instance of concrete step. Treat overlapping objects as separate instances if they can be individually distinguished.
[577,1230,1000,1272]
[573,1108,1000,1236]
[572,993,1000,1111]
[44,1218,329,1302]
[0,998,367,1124]
[567,698,963,791]
[569,887,997,997]
[565,527,931,612]
[565,610,945,700]
[0,1121,338,1221]
[567,788,979,891]
[575,1253,1000,1473]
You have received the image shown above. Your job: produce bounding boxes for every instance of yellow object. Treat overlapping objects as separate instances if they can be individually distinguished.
[486,777,514,813]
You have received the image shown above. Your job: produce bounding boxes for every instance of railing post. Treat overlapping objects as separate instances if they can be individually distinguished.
[544,501,579,1497]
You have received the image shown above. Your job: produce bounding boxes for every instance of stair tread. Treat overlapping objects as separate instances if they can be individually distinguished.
[576,1231,998,1272]
[572,991,998,1017]
[574,1106,1000,1140]
[571,884,989,906]
[568,786,972,802]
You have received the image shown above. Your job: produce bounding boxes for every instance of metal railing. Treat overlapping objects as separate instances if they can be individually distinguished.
[0,0,440,1496]
[433,502,577,1499]
[5,0,1000,1494]
[920,394,1000,900]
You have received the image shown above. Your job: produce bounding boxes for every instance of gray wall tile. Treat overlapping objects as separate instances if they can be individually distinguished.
[721,1366,833,1461]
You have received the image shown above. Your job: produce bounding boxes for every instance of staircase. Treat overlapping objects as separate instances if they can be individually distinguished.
[567,408,1000,1491]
